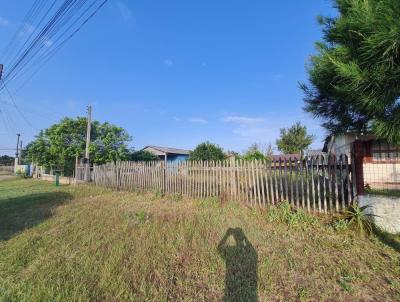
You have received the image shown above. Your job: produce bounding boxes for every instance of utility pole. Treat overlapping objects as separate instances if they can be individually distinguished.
[19,140,23,163]
[84,105,92,181]
[85,105,92,162]
[15,133,20,167]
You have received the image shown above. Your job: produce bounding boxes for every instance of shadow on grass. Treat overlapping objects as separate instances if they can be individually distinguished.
[0,191,72,241]
[218,228,258,302]
[373,228,400,253]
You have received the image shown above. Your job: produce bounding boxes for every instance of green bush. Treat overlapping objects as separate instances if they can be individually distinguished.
[342,203,377,236]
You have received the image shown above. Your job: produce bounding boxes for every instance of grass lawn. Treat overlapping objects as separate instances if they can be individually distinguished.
[0,179,399,301]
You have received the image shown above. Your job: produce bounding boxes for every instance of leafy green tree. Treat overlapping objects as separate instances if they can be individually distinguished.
[189,142,226,161]
[302,0,400,144]
[0,155,14,165]
[130,150,159,161]
[243,143,266,161]
[25,117,131,175]
[276,122,314,154]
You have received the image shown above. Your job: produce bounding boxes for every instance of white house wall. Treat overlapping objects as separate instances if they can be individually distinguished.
[363,163,400,189]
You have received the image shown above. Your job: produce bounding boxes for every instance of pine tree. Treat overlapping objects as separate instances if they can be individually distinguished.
[302,0,400,144]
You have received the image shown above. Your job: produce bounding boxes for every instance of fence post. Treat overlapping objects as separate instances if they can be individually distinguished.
[353,140,365,196]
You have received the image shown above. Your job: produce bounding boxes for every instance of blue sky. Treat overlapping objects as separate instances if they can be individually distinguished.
[0,1,336,155]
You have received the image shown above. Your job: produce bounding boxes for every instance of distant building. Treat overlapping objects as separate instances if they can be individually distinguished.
[324,132,400,192]
[270,150,326,163]
[142,145,190,163]
[270,153,301,163]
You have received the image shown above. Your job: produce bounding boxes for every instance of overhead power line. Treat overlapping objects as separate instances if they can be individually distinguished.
[0,0,110,92]
[1,79,38,131]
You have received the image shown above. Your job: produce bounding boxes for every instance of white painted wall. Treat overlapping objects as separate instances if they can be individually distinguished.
[359,195,400,234]
[363,163,400,188]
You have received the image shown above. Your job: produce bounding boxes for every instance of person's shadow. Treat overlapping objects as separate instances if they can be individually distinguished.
[218,228,258,302]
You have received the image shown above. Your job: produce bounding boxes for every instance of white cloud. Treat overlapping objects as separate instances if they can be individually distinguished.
[163,59,173,66]
[116,1,132,21]
[221,113,325,151]
[189,118,207,124]
[0,17,9,27]
[222,116,265,125]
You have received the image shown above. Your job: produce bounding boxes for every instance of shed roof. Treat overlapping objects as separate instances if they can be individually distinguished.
[143,145,191,155]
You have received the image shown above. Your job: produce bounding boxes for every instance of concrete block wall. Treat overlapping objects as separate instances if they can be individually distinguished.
[359,195,400,234]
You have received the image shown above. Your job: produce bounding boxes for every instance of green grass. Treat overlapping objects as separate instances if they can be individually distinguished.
[0,179,399,301]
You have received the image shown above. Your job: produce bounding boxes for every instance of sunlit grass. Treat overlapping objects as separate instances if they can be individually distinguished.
[0,179,399,301]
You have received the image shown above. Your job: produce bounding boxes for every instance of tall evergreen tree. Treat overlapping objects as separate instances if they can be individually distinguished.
[302,0,400,144]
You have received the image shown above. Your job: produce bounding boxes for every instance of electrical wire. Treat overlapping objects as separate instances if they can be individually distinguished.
[1,79,38,131]
[0,0,109,92]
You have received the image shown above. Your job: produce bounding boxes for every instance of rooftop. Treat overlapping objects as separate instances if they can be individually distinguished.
[143,145,191,155]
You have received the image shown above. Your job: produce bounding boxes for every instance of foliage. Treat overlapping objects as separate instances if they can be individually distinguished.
[241,143,263,161]
[276,122,314,154]
[189,141,226,161]
[0,155,14,166]
[331,219,349,232]
[129,150,159,162]
[342,202,377,235]
[25,117,131,175]
[302,0,400,144]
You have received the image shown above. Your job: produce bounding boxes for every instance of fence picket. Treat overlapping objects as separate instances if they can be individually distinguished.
[80,154,354,213]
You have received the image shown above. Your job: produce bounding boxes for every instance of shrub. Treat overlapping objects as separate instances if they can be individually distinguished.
[189,142,226,161]
[342,203,377,236]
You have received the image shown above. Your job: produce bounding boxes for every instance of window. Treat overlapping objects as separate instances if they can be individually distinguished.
[371,140,400,162]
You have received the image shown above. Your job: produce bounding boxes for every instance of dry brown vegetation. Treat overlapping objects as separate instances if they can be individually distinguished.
[0,179,399,301]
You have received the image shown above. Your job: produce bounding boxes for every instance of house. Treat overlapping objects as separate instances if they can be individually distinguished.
[324,132,400,192]
[142,145,190,163]
[270,150,325,163]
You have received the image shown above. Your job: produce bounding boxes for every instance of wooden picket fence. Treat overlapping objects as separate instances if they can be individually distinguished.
[89,154,356,213]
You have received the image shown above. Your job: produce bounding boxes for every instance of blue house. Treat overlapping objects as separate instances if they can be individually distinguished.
[142,146,190,163]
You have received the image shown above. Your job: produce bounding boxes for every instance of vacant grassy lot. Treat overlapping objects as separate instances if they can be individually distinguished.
[0,179,399,301]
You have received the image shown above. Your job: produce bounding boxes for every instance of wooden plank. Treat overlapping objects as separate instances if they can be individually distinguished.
[300,158,306,210]
[255,160,262,205]
[322,156,328,213]
[344,155,351,207]
[309,157,315,212]
[328,155,334,212]
[283,158,288,201]
[278,159,283,202]
[270,161,276,205]
[288,158,293,205]
[260,160,266,205]
[293,158,300,208]
[316,156,322,212]
[212,161,215,198]
[339,155,345,211]
[334,155,340,212]
[264,162,271,205]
